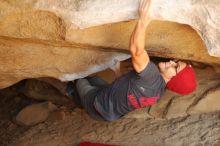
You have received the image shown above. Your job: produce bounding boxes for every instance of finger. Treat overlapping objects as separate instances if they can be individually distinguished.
[143,0,151,10]
[139,0,144,9]
[141,0,148,9]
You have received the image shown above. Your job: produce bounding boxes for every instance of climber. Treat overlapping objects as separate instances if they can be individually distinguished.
[68,0,197,121]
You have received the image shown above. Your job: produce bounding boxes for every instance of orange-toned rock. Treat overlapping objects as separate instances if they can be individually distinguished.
[0,0,220,89]
[1,0,219,57]
[15,102,57,126]
[0,36,129,89]
[188,86,220,114]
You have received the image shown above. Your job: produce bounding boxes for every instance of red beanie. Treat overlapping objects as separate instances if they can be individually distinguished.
[166,65,197,95]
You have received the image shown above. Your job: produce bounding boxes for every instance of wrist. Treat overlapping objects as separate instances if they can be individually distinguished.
[138,19,151,28]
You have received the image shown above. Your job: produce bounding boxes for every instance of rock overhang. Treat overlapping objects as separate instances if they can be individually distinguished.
[0,0,220,88]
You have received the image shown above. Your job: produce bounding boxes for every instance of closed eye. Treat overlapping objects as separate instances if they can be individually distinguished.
[175,63,180,74]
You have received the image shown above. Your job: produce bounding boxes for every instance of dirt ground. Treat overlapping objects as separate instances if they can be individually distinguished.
[1,107,220,146]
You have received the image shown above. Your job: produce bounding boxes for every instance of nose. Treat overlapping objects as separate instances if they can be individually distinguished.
[168,60,176,66]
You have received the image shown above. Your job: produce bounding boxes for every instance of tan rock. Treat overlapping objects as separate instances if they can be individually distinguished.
[125,107,152,119]
[0,27,220,89]
[1,0,220,89]
[66,20,220,66]
[149,90,174,119]
[47,111,66,122]
[1,0,218,57]
[15,101,57,126]
[188,86,220,114]
[0,36,129,89]
[165,94,196,119]
[0,10,66,40]
[23,79,72,106]
[0,0,220,120]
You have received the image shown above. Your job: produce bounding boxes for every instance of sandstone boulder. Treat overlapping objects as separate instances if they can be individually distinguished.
[23,79,73,107]
[34,0,220,57]
[188,86,220,114]
[0,0,220,89]
[0,36,129,89]
[15,101,57,126]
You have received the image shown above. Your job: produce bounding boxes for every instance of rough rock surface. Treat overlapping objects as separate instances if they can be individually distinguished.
[188,86,220,115]
[0,36,129,89]
[1,22,220,89]
[15,102,57,126]
[4,110,220,146]
[0,0,220,89]
[66,20,220,65]
[39,0,219,57]
[1,0,218,56]
[23,79,74,107]
[0,1,220,145]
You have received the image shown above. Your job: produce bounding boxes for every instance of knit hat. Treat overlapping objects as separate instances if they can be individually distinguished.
[166,65,197,95]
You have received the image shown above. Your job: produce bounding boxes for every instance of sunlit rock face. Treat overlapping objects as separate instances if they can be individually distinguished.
[0,0,219,57]
[0,0,220,89]
[66,21,220,65]
[33,0,220,57]
[0,36,129,89]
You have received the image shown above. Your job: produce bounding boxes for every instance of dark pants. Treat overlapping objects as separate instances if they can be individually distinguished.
[75,77,109,121]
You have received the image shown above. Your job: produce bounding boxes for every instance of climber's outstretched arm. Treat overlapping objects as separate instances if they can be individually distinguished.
[129,0,152,73]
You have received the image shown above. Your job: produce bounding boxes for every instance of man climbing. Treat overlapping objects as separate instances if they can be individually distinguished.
[69,0,197,121]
